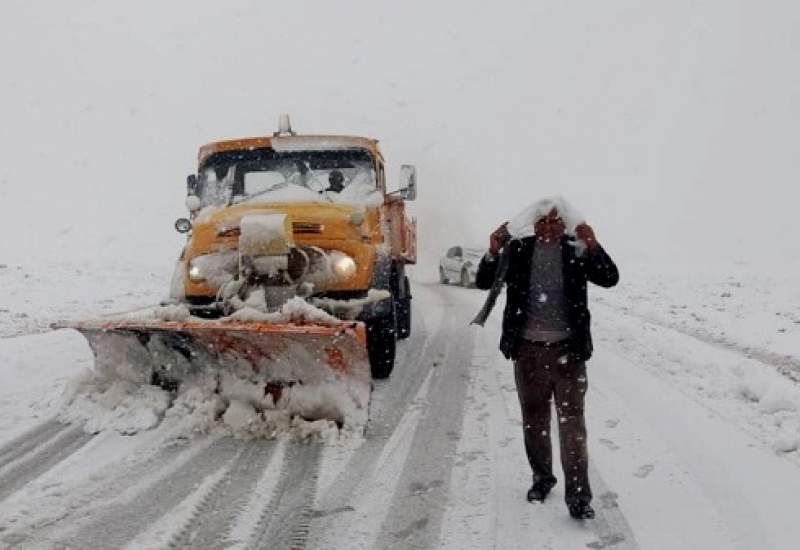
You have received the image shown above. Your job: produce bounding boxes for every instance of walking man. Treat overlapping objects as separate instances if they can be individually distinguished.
[476,197,619,519]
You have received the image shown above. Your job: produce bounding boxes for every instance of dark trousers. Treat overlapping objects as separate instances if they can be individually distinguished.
[513,339,592,505]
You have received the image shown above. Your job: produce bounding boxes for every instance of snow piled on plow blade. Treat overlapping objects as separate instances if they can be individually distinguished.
[56,317,371,440]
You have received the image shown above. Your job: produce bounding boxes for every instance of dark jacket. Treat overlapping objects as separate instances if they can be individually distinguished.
[476,236,619,362]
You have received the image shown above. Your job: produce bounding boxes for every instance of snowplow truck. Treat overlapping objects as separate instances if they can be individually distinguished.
[65,117,416,425]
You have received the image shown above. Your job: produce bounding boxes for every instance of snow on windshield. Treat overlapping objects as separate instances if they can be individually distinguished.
[196,149,383,208]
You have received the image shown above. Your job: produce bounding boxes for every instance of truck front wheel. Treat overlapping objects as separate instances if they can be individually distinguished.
[366,307,397,379]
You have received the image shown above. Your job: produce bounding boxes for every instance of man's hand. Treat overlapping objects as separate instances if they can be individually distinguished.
[575,223,599,250]
[489,222,510,256]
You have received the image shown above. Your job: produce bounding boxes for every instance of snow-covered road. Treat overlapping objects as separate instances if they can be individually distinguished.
[1,280,799,549]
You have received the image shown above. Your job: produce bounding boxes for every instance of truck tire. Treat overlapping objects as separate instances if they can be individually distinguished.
[439,267,449,284]
[367,306,397,379]
[396,276,412,340]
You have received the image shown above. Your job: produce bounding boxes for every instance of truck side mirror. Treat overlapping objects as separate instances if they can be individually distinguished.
[175,217,192,233]
[399,165,417,201]
[187,174,198,195]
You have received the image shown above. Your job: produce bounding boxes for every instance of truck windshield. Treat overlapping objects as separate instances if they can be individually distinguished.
[196,148,381,207]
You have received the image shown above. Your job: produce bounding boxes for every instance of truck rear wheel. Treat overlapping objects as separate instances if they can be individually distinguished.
[367,307,397,379]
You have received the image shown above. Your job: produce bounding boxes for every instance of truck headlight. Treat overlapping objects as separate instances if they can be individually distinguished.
[331,254,357,279]
[188,262,204,282]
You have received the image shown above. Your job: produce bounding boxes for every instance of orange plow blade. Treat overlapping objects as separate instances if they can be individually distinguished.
[59,319,371,426]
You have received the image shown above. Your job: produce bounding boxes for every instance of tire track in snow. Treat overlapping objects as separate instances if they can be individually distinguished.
[245,441,321,550]
[438,319,517,550]
[373,296,473,550]
[369,285,444,436]
[0,420,66,471]
[0,433,221,548]
[309,360,438,549]
[224,438,288,549]
[308,286,447,521]
[166,440,279,550]
[122,458,237,550]
[0,325,51,339]
[0,423,93,503]
[437,344,498,548]
[307,284,462,549]
[56,436,242,550]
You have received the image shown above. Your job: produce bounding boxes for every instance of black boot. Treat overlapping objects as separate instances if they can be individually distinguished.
[568,502,595,520]
[526,478,556,503]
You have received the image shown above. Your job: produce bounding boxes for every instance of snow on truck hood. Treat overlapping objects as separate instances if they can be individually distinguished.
[196,202,370,230]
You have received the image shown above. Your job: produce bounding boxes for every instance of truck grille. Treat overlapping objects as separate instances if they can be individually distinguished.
[217,222,324,237]
[217,227,241,238]
[292,222,324,234]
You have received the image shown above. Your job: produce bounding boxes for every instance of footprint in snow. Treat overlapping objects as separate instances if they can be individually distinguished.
[605,418,620,428]
[598,438,620,451]
[634,464,655,478]
[391,517,430,541]
[408,479,443,496]
[598,491,619,509]
[587,533,627,549]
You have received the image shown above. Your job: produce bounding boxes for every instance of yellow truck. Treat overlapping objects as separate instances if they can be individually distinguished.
[65,117,417,423]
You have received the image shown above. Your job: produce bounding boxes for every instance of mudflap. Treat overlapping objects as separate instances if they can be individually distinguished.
[59,319,371,426]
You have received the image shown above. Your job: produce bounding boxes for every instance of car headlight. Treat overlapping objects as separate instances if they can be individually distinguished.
[331,253,357,279]
[188,261,205,282]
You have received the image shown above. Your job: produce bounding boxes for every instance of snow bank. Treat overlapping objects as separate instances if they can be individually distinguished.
[60,358,366,442]
[160,371,356,441]
[736,374,800,414]
[759,387,798,415]
[222,399,261,433]
[734,371,800,451]
[774,421,800,453]
[60,369,173,435]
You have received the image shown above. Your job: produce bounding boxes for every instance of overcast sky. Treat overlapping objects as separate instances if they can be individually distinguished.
[1,0,798,275]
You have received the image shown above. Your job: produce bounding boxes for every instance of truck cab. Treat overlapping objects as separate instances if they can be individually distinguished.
[173,118,417,378]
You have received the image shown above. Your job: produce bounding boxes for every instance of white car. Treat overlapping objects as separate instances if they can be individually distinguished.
[439,246,485,287]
